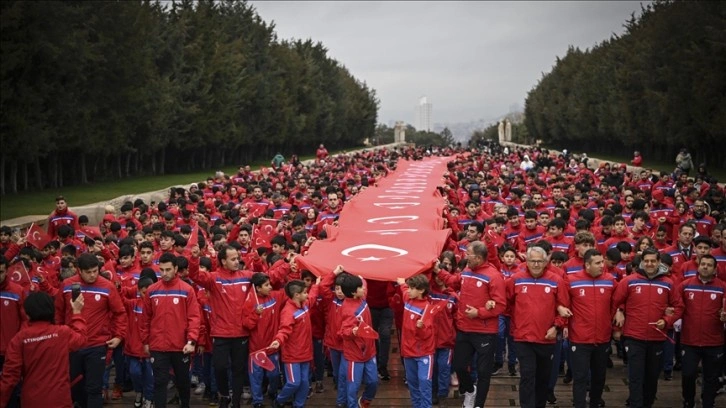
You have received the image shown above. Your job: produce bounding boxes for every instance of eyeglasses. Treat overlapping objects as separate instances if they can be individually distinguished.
[527,259,546,265]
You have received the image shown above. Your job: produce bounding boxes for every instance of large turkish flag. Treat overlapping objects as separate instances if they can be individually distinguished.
[297,157,452,281]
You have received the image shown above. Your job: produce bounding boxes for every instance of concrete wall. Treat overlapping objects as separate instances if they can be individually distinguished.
[2,143,405,233]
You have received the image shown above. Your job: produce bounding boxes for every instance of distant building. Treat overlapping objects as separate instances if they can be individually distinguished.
[414,96,432,132]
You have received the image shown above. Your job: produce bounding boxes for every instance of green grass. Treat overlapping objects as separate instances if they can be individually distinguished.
[0,166,244,221]
[0,149,353,221]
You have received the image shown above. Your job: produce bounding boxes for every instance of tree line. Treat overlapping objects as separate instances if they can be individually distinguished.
[0,0,379,195]
[523,0,725,172]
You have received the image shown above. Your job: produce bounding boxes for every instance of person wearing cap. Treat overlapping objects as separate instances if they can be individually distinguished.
[1,291,86,408]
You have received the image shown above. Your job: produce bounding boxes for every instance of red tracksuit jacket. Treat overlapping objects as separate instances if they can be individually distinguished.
[141,276,200,351]
[122,296,146,358]
[506,269,569,344]
[563,271,618,344]
[0,280,25,357]
[188,257,253,338]
[339,297,377,363]
[319,273,345,351]
[55,274,127,349]
[399,287,435,358]
[611,270,683,341]
[242,288,286,352]
[273,285,319,363]
[678,276,726,347]
[438,262,506,334]
[429,287,457,349]
[0,316,86,408]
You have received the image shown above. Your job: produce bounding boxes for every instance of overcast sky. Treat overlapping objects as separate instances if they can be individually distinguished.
[250,1,645,126]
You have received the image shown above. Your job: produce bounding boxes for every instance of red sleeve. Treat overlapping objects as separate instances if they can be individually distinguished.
[108,285,128,340]
[66,314,88,352]
[554,278,569,329]
[54,284,67,325]
[664,280,684,328]
[273,309,294,345]
[3,243,20,262]
[187,257,214,290]
[0,331,23,406]
[185,289,201,343]
[140,292,152,345]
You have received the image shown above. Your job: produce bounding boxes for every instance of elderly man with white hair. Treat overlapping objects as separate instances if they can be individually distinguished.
[505,246,569,408]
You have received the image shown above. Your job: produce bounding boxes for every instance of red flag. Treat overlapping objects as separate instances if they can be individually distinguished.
[26,223,51,249]
[186,227,199,249]
[357,321,379,340]
[7,262,30,286]
[250,349,275,371]
[421,302,445,325]
[79,225,102,239]
[252,218,278,248]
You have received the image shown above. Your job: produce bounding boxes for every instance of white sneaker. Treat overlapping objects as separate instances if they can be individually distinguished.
[190,375,199,386]
[450,372,459,387]
[143,400,153,408]
[242,386,251,399]
[462,385,476,408]
[194,382,205,395]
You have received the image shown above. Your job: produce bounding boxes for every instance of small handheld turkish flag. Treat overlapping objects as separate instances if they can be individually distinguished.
[26,223,51,250]
[250,349,275,371]
[421,302,444,325]
[357,321,379,340]
[186,227,199,249]
[8,261,31,286]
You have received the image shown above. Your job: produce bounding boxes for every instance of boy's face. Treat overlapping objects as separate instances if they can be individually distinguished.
[294,289,309,304]
[501,251,517,266]
[655,230,668,241]
[551,259,564,268]
[538,214,550,227]
[334,285,345,300]
[620,251,632,262]
[524,218,537,230]
[302,276,313,288]
[271,243,283,255]
[407,286,424,299]
[548,226,563,237]
[139,286,148,298]
[354,286,365,299]
[258,281,272,296]
[614,221,626,234]
[119,254,134,268]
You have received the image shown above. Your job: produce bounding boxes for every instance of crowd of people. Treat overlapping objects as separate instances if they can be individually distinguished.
[0,141,725,408]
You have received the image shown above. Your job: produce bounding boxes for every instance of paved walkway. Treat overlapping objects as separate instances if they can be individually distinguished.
[109,336,695,407]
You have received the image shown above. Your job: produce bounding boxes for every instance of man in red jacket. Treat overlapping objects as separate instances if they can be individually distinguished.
[678,254,726,408]
[0,257,25,408]
[506,246,569,408]
[559,249,618,408]
[0,291,86,408]
[47,195,80,239]
[141,252,200,408]
[55,252,127,408]
[611,248,683,408]
[443,241,505,408]
[188,245,254,408]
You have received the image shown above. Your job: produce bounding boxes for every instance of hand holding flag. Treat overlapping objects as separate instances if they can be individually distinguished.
[250,348,276,371]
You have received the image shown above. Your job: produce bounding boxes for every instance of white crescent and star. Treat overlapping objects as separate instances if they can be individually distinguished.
[341,244,408,262]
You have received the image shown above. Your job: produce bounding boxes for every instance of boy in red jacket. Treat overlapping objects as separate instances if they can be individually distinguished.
[123,277,155,408]
[319,266,349,407]
[397,275,436,408]
[338,273,378,408]
[243,273,286,408]
[268,279,319,408]
[0,291,86,408]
